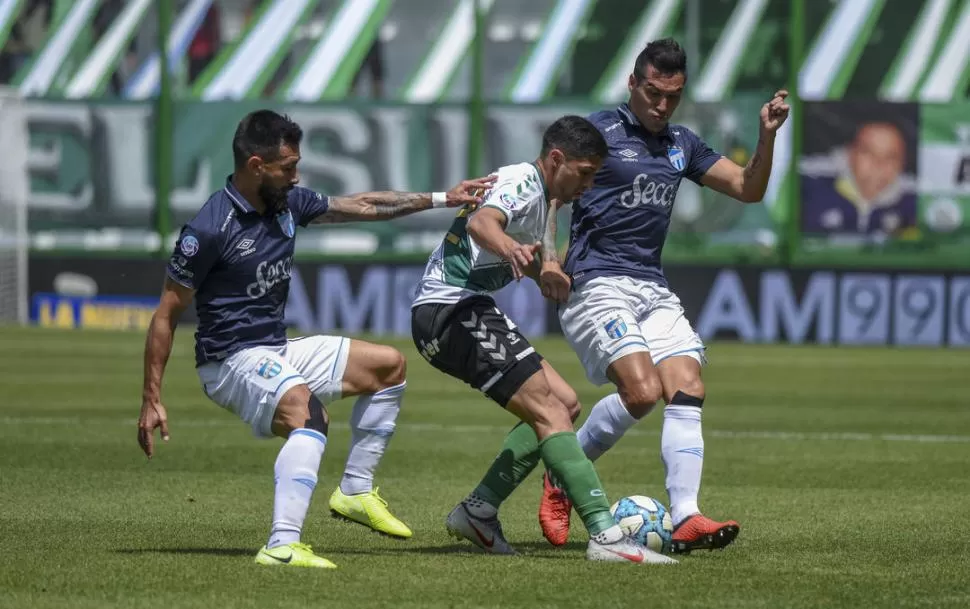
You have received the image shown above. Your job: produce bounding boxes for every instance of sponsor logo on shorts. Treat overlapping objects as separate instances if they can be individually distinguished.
[255,357,283,379]
[604,318,628,340]
[418,338,440,362]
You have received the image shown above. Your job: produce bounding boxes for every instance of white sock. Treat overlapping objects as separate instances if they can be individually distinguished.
[268,428,327,549]
[577,393,638,461]
[339,382,404,496]
[662,404,704,526]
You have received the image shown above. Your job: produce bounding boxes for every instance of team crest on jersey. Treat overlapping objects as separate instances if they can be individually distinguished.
[604,318,628,340]
[255,357,283,379]
[667,145,686,172]
[179,234,199,257]
[277,211,295,238]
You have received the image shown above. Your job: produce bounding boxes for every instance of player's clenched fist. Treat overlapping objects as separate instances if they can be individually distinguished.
[760,89,790,133]
[508,241,541,281]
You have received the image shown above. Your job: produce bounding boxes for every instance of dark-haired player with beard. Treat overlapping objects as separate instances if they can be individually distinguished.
[137,109,494,568]
[536,38,789,554]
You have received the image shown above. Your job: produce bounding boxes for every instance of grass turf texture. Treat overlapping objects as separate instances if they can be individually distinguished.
[1,326,969,609]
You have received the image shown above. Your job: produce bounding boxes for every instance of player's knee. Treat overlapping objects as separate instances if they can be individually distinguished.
[669,378,705,405]
[304,394,330,434]
[372,346,407,389]
[525,389,572,432]
[560,388,582,422]
[618,376,664,418]
[383,348,407,387]
[273,385,329,437]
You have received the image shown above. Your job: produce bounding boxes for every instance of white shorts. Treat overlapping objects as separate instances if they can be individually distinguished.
[559,276,706,386]
[196,335,351,438]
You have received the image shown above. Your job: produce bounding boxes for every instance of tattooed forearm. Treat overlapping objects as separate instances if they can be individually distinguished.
[541,201,561,264]
[313,192,432,224]
[740,133,774,202]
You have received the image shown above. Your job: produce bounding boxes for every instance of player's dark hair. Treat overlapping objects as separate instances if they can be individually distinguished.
[232,110,303,168]
[540,115,608,161]
[634,37,687,81]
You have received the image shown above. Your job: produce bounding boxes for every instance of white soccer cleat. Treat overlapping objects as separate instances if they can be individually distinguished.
[445,503,517,555]
[586,534,679,564]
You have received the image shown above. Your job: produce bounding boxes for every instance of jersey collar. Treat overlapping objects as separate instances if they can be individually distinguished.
[617,103,674,142]
[224,175,259,214]
[530,161,551,201]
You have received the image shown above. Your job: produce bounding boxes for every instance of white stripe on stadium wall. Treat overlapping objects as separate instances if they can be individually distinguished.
[766,0,879,209]
[19,0,99,97]
[509,0,595,103]
[799,0,880,100]
[881,0,952,101]
[0,0,22,41]
[596,0,682,104]
[920,0,970,102]
[65,0,153,99]
[693,0,770,102]
[404,0,495,103]
[284,0,382,102]
[124,0,215,100]
[202,0,312,101]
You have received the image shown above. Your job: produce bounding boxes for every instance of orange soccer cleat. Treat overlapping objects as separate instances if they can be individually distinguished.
[538,471,573,546]
[670,513,740,554]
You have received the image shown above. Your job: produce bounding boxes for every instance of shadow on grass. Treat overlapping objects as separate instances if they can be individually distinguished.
[116,548,254,557]
[330,540,587,557]
[115,541,587,559]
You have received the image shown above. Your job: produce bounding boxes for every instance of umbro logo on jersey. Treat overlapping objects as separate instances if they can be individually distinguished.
[618,149,638,159]
[236,238,256,257]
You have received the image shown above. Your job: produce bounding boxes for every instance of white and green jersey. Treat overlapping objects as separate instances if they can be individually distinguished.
[412,162,550,307]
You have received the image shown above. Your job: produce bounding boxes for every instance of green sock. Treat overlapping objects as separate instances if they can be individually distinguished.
[472,422,542,507]
[539,431,615,536]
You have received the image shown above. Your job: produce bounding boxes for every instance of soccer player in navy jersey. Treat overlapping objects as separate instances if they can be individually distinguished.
[137,109,494,568]
[536,38,790,553]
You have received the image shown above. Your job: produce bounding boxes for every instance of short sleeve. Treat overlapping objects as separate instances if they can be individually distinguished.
[290,187,330,226]
[685,131,723,185]
[166,226,220,290]
[480,179,538,228]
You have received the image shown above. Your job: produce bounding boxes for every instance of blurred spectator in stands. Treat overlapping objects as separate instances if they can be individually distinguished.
[93,0,127,95]
[188,3,221,83]
[352,38,385,99]
[243,0,291,97]
[0,0,52,84]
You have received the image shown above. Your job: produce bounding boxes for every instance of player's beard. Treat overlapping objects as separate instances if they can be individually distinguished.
[258,180,292,215]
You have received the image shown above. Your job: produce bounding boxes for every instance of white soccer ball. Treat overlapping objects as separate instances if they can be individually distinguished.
[610,495,673,554]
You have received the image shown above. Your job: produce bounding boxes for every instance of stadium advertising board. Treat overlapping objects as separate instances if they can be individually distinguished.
[24,98,776,261]
[28,257,970,347]
[798,100,970,268]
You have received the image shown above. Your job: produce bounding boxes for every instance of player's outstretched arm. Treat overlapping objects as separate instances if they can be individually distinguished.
[467,207,540,281]
[538,198,571,303]
[700,89,790,203]
[311,175,497,224]
[138,277,193,459]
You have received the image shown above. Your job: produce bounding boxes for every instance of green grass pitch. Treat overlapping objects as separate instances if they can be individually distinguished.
[2,326,969,609]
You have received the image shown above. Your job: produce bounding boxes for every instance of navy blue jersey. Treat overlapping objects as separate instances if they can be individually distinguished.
[564,104,722,287]
[167,177,329,366]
